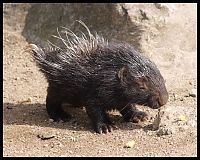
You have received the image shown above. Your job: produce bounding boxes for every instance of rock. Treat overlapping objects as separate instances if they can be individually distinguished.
[152,108,162,131]
[124,140,136,148]
[156,128,173,136]
[179,97,184,101]
[6,106,13,109]
[146,131,154,136]
[15,77,20,80]
[49,119,54,122]
[173,93,179,100]
[69,136,76,141]
[43,144,48,147]
[189,81,193,85]
[37,133,55,140]
[151,107,175,136]
[178,115,188,123]
[20,97,32,103]
[27,97,32,102]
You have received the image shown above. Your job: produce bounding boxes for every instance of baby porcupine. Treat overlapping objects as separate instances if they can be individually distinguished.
[30,21,168,134]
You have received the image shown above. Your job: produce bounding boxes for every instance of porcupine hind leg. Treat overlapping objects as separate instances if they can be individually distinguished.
[46,86,72,122]
[120,104,148,123]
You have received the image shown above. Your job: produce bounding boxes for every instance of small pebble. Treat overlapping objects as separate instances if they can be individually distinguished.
[146,131,154,136]
[6,106,13,109]
[68,150,73,154]
[156,128,172,136]
[178,115,188,122]
[49,119,54,122]
[124,140,136,148]
[180,97,184,101]
[189,89,197,97]
[27,97,32,102]
[43,144,48,147]
[173,93,178,100]
[37,133,55,140]
[57,142,63,147]
[69,136,76,141]
[20,97,32,103]
[97,150,102,153]
[15,77,20,80]
[189,81,193,85]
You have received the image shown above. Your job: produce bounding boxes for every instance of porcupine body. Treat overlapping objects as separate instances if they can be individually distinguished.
[31,21,168,134]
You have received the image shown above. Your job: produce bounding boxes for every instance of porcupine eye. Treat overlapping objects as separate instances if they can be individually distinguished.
[134,76,149,92]
[139,86,146,90]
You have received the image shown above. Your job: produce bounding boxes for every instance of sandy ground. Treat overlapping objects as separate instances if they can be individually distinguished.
[3,3,197,157]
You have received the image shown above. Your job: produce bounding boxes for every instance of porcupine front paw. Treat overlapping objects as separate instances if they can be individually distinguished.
[86,104,118,134]
[94,121,118,134]
[120,105,148,123]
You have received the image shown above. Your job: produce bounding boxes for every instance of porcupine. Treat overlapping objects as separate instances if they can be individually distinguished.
[30,21,168,134]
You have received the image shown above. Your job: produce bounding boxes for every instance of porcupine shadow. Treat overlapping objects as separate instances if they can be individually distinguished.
[22,3,143,51]
[3,102,90,131]
[3,103,144,132]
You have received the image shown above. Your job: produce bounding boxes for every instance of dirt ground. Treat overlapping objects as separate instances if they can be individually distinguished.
[3,4,197,157]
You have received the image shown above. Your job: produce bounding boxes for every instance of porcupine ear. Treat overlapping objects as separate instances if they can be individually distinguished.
[118,65,132,86]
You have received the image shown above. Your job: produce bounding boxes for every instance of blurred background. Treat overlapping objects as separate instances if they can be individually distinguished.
[3,3,197,157]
